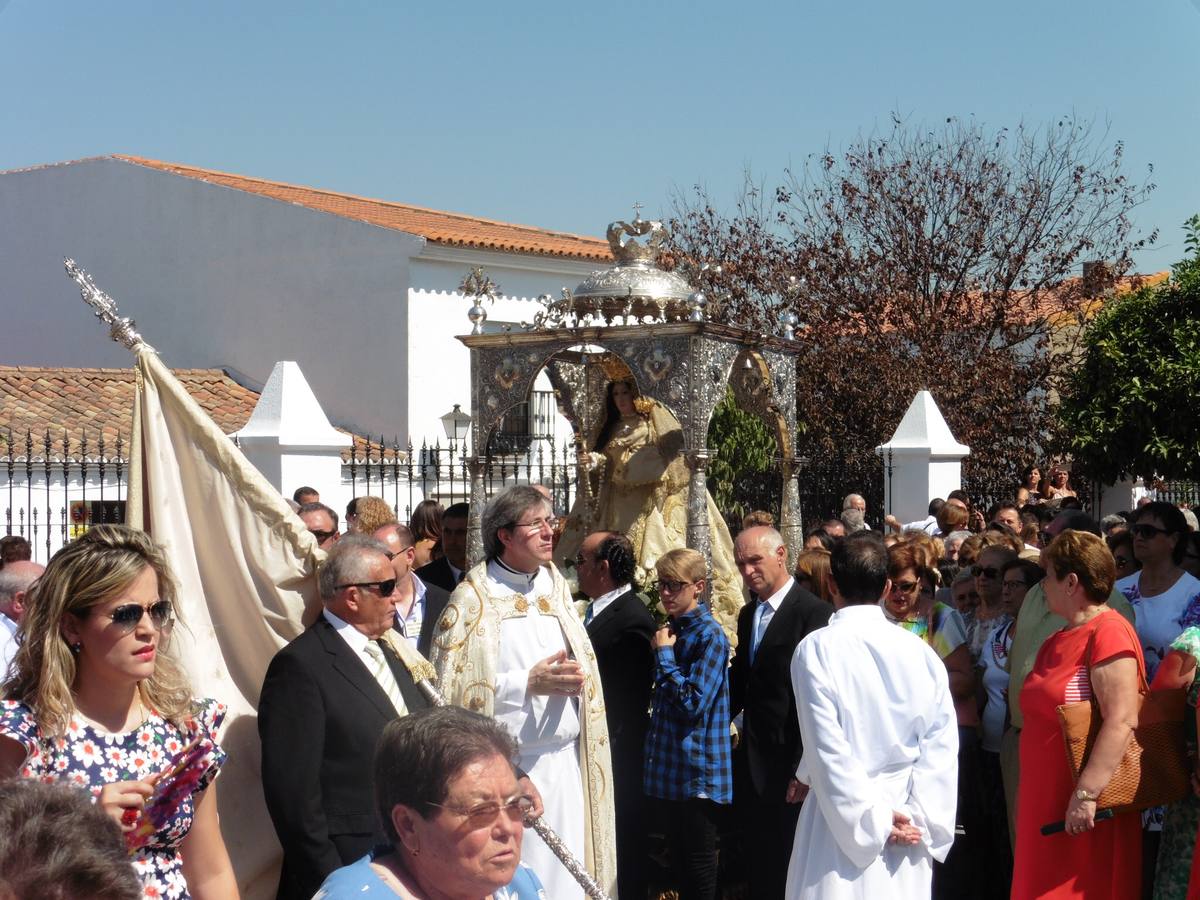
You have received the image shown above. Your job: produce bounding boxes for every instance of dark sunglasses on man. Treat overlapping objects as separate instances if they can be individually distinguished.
[336,578,397,597]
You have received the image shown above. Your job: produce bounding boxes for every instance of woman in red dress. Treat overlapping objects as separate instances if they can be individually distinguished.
[1012,530,1144,899]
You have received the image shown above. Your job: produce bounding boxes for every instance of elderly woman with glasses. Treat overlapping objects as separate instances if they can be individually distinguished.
[315,706,545,900]
[0,525,236,900]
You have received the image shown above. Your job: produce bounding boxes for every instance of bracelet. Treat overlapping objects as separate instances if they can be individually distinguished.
[1074,787,1099,802]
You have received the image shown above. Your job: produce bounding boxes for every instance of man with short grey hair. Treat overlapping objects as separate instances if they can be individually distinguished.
[0,560,43,673]
[259,536,430,899]
[731,525,833,899]
[432,485,617,900]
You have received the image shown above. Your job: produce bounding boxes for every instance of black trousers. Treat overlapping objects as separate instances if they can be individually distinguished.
[738,791,802,899]
[656,797,724,900]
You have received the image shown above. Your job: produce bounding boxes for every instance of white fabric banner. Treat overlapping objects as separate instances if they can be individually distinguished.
[127,348,324,900]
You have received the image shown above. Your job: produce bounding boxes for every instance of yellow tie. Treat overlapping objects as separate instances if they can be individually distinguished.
[363,641,407,716]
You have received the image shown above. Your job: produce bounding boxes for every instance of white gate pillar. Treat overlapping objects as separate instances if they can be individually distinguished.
[876,390,970,525]
[230,361,352,516]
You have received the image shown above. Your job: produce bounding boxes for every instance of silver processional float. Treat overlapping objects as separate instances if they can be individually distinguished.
[63,259,612,900]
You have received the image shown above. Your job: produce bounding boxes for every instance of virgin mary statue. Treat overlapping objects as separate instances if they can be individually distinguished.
[557,376,745,641]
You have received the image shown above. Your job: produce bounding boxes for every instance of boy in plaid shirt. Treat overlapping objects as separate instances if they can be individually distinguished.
[644,548,732,900]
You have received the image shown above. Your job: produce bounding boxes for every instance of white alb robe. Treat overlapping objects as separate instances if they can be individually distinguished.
[488,561,586,900]
[786,603,958,900]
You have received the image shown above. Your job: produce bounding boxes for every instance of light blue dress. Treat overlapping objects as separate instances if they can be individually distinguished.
[314,850,546,899]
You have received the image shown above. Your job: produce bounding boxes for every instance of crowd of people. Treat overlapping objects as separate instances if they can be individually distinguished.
[1,467,1199,900]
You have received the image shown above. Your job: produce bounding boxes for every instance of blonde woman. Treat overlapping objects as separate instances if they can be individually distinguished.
[0,525,237,900]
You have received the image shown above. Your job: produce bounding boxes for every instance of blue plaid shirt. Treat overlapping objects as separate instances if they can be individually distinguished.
[643,604,733,803]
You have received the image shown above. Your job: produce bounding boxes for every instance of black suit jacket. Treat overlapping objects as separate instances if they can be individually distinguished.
[258,616,429,900]
[729,580,833,802]
[414,556,460,594]
[586,589,656,775]
[413,577,450,659]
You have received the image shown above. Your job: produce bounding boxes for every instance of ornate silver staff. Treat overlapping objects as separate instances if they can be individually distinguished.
[380,633,612,900]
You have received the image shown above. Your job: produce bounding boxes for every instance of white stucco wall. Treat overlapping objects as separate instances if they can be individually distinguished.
[407,246,598,450]
[0,157,423,438]
[1,158,605,454]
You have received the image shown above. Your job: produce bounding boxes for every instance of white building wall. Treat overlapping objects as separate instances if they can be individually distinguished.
[0,158,419,437]
[407,247,599,450]
[1,158,605,454]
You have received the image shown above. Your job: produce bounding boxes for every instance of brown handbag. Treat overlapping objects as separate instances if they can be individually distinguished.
[1055,630,1191,813]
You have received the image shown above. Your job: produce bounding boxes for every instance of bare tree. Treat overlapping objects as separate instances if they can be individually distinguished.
[671,116,1155,515]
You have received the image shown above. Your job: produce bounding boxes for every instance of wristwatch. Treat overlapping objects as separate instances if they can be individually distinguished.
[1074,788,1098,802]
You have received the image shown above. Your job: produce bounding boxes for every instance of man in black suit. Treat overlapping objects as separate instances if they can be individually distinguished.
[373,522,450,659]
[730,525,833,899]
[259,536,430,900]
[575,530,656,900]
[414,502,468,592]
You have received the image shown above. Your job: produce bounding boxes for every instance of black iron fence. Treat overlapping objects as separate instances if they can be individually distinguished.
[343,438,581,525]
[10,426,1185,565]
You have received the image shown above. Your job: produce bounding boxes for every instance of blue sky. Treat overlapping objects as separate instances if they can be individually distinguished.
[2,0,1197,271]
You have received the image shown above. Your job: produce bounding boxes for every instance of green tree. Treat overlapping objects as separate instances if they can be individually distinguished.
[706,388,778,527]
[1058,216,1200,483]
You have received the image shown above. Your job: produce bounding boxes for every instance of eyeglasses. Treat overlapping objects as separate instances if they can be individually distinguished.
[511,517,558,533]
[105,600,174,634]
[971,565,1001,579]
[1131,523,1170,540]
[1001,579,1028,592]
[892,580,921,595]
[573,553,590,567]
[309,528,338,543]
[336,578,397,596]
[430,794,533,828]
[656,579,697,594]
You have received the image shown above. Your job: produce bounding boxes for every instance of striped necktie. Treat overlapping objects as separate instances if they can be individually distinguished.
[363,640,407,715]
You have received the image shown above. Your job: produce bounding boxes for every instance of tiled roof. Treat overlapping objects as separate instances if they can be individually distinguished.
[0,366,260,456]
[111,155,613,262]
[0,366,383,459]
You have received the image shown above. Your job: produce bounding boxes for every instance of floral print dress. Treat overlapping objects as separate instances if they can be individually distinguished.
[0,697,227,900]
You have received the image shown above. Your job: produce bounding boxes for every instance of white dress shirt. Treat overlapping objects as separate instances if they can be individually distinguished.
[586,583,632,624]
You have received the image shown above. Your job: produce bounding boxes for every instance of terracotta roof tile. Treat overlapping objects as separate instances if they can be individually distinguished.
[0,366,384,460]
[111,155,612,262]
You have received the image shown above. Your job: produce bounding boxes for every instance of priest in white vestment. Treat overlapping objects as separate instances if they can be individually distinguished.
[430,486,617,900]
[786,532,958,900]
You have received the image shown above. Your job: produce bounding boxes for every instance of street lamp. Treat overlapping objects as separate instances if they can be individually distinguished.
[440,404,472,449]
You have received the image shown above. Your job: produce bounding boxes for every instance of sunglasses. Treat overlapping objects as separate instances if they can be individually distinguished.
[1131,523,1170,540]
[892,580,921,595]
[656,579,697,594]
[105,600,174,634]
[971,565,1001,579]
[309,528,339,542]
[337,579,397,596]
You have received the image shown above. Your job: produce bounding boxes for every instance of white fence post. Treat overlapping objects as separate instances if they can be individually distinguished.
[230,361,352,516]
[876,390,970,525]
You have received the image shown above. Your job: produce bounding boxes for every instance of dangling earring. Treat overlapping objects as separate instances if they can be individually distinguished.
[69,642,81,655]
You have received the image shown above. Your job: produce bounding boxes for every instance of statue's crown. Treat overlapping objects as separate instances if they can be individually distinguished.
[606,218,667,267]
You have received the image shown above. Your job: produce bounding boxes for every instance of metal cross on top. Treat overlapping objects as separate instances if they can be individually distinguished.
[631,200,643,221]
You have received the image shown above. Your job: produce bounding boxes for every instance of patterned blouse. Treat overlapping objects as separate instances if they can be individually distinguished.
[0,697,227,900]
